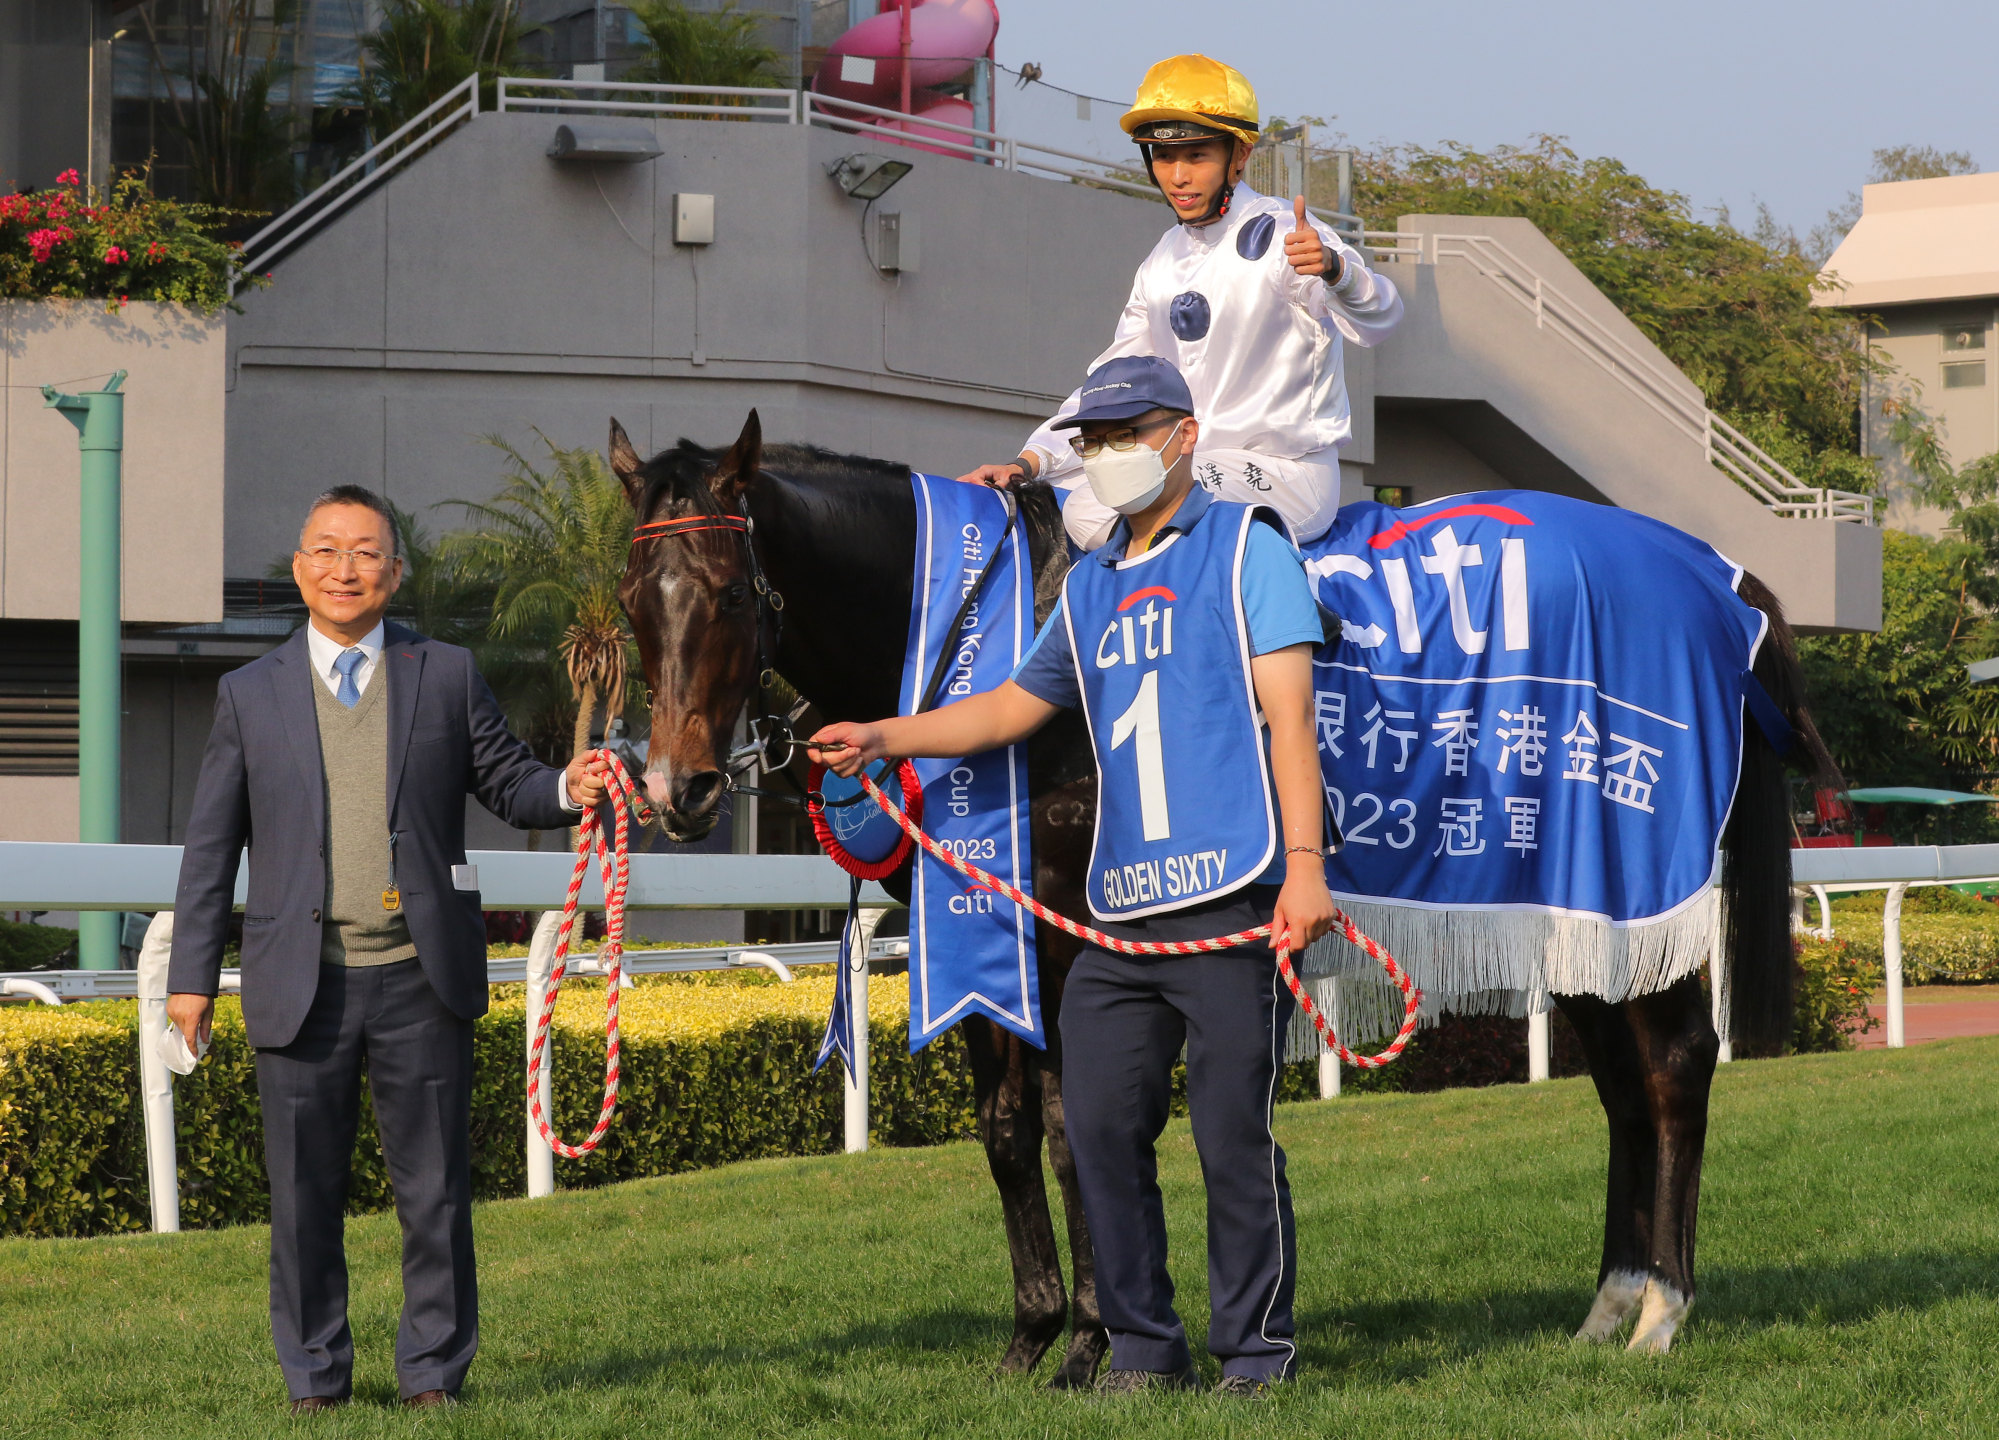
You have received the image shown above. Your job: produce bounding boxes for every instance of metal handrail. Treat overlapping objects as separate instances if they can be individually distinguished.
[497,76,799,122]
[238,73,480,283]
[1366,229,1874,523]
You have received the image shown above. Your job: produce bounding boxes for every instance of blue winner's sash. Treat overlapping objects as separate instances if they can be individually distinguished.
[1298,491,1766,1015]
[898,475,1041,1051]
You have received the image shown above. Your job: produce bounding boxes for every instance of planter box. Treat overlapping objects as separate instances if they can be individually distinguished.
[0,300,225,625]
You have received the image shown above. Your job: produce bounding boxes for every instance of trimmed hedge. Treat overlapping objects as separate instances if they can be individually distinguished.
[1816,911,1999,985]
[0,972,980,1238]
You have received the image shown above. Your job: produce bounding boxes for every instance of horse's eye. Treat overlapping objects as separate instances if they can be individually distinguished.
[723,582,750,610]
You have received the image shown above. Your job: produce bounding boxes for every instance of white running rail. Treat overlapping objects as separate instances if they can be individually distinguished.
[237,74,481,285]
[1364,229,1874,524]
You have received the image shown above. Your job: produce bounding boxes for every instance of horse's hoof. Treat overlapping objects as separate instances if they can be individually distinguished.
[1044,1331,1108,1391]
[1625,1279,1690,1354]
[1573,1269,1648,1343]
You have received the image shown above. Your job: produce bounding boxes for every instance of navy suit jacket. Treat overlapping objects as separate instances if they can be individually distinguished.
[169,621,571,1048]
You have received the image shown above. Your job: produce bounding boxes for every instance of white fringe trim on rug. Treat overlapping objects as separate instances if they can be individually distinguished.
[1285,882,1721,1062]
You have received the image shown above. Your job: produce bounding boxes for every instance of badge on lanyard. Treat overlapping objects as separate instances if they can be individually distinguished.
[383,831,401,911]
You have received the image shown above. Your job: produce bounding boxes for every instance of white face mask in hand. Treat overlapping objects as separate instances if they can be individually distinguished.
[1081,420,1187,516]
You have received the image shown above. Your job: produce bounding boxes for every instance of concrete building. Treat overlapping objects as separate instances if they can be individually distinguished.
[1816,170,1999,532]
[2,87,1883,941]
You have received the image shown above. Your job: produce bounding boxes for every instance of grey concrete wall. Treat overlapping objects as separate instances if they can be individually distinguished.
[1,301,227,623]
[223,113,1179,576]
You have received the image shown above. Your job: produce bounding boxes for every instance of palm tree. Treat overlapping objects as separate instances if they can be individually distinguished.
[347,0,537,136]
[442,434,638,763]
[623,0,784,89]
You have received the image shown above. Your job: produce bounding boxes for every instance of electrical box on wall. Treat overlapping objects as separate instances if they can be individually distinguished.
[875,211,920,274]
[674,193,715,245]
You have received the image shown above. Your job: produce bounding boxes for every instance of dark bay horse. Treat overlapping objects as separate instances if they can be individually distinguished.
[610,409,1828,1368]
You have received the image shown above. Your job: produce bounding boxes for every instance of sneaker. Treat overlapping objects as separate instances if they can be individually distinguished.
[1094,1365,1203,1394]
[1215,1373,1279,1399]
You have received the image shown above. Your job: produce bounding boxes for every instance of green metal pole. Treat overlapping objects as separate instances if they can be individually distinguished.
[44,371,128,970]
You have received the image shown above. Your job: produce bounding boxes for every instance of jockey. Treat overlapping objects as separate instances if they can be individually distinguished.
[958,53,1403,551]
[813,355,1336,1394]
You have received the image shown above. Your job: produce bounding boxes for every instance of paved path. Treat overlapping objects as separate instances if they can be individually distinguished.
[1857,1001,1999,1048]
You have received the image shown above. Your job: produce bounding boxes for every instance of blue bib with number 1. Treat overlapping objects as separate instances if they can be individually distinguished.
[1064,501,1280,921]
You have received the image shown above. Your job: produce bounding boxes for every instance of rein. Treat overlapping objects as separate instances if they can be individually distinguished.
[824,764,1423,1070]
[527,749,648,1157]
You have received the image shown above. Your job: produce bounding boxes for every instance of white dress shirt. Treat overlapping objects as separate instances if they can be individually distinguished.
[1021,183,1404,499]
[303,619,579,812]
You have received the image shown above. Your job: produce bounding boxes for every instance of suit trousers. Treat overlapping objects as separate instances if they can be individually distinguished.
[1058,889,1299,1381]
[254,959,477,1400]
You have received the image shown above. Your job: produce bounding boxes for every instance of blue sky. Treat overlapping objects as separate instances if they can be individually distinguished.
[987,0,1997,238]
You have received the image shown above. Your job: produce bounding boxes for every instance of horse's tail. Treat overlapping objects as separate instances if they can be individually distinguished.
[1724,574,1843,1055]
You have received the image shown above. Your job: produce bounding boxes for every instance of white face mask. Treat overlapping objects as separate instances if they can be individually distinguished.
[1081,420,1187,516]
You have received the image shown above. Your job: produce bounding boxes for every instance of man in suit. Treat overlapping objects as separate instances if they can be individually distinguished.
[166,484,611,1413]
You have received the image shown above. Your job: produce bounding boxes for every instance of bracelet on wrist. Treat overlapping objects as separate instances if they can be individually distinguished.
[1286,845,1330,859]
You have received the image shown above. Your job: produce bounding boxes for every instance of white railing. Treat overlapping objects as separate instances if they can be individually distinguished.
[0,841,897,1231]
[237,74,481,285]
[496,75,800,122]
[1365,229,1875,524]
[1792,844,1999,1050]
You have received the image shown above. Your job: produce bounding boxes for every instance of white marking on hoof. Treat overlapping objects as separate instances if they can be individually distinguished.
[1574,1269,1648,1343]
[1625,1278,1690,1354]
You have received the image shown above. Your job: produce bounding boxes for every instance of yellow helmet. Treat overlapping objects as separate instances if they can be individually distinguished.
[1120,55,1260,149]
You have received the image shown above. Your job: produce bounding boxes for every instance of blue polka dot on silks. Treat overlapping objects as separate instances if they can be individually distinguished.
[1236,212,1276,261]
[1169,291,1212,341]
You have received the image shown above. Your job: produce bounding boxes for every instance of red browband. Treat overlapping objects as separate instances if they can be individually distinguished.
[631,514,749,546]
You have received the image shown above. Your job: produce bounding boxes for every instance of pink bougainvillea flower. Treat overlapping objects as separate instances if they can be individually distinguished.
[145,241,166,261]
[56,169,80,186]
[28,227,66,262]
[103,245,129,265]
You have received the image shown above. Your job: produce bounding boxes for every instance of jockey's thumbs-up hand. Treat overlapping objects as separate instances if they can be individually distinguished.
[1283,194,1336,281]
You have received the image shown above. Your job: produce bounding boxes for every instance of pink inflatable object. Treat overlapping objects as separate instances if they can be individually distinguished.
[812,0,998,156]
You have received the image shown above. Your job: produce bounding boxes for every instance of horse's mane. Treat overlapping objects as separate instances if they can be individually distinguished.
[635,437,908,514]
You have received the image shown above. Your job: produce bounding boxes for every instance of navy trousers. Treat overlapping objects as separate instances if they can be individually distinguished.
[1059,889,1299,1381]
[254,959,478,1401]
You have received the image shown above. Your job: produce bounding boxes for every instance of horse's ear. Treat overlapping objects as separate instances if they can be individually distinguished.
[609,418,645,506]
[711,409,763,506]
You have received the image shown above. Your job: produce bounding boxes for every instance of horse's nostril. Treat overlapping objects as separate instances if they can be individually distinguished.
[673,770,725,815]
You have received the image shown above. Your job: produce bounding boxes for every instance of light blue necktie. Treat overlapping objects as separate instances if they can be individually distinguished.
[332,648,365,708]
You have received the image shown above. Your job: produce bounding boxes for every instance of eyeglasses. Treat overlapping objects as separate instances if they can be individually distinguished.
[1067,416,1184,459]
[298,546,396,575]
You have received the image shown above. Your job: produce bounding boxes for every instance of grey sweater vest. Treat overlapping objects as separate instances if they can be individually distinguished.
[311,662,417,967]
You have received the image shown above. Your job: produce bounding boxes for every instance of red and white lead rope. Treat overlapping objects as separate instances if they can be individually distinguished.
[527,750,647,1158]
[851,772,1422,1070]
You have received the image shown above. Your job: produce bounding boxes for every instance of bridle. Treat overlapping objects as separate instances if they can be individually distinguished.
[628,507,803,801]
[628,483,1024,815]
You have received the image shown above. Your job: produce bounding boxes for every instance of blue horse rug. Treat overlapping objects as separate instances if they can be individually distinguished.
[1294,490,1770,1041]
[894,474,1042,1052]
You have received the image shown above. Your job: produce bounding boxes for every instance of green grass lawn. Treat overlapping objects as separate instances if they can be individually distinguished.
[3,1039,1996,1439]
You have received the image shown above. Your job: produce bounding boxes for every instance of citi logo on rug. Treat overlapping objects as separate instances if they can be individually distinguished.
[1095,586,1177,669]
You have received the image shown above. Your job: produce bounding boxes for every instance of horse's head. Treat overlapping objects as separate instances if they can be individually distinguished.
[612,409,766,843]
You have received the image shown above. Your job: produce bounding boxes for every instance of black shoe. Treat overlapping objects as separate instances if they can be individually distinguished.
[288,1396,347,1416]
[1215,1372,1281,1398]
[1094,1365,1203,1394]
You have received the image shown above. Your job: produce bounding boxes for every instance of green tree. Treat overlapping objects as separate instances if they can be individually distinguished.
[133,0,301,212]
[440,435,638,763]
[1350,135,1869,458]
[623,0,783,88]
[348,0,536,137]
[1800,529,1999,790]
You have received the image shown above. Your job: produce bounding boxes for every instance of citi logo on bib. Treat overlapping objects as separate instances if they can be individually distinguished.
[1095,586,1178,669]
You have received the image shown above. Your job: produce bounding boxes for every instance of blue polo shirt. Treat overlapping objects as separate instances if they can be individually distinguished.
[1012,485,1324,710]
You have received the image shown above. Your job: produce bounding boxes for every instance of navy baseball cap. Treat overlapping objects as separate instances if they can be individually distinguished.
[1050,355,1195,430]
